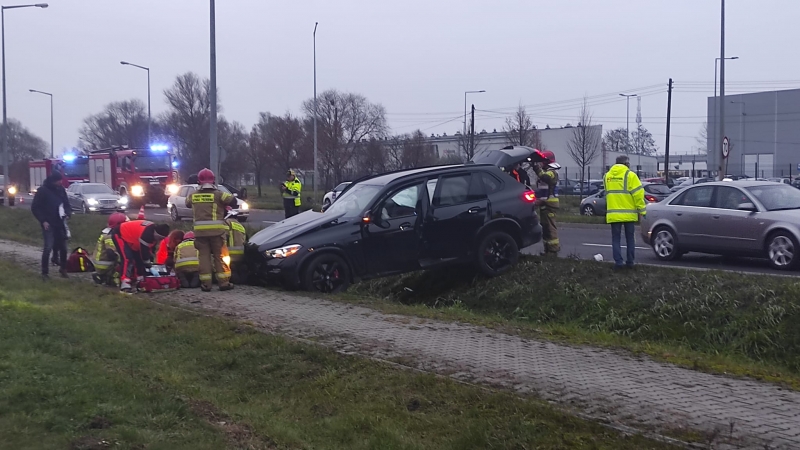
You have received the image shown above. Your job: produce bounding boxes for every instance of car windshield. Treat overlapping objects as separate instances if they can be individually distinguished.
[134,155,171,172]
[334,182,350,191]
[324,183,383,219]
[81,184,115,194]
[62,159,89,178]
[745,185,800,211]
[647,184,671,194]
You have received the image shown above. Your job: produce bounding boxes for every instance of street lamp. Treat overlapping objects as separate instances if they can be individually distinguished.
[619,93,637,153]
[463,90,485,139]
[29,89,53,158]
[2,3,48,207]
[714,56,738,98]
[313,21,318,205]
[120,61,151,147]
[209,0,218,175]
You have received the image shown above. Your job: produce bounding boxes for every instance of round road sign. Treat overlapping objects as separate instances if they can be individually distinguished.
[722,136,730,159]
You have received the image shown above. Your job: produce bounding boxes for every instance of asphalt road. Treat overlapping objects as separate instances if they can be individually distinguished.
[525,224,792,276]
[12,193,793,276]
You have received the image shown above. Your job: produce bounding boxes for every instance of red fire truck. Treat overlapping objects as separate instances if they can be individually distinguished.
[88,145,179,207]
[29,155,90,193]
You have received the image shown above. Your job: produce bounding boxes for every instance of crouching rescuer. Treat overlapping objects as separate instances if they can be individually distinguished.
[174,231,201,288]
[532,150,561,256]
[92,212,128,286]
[111,220,170,293]
[222,209,248,284]
[186,168,237,292]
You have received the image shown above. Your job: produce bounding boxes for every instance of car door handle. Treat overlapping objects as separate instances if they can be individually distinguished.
[676,212,682,216]
[468,207,482,214]
[399,222,412,231]
[712,215,720,219]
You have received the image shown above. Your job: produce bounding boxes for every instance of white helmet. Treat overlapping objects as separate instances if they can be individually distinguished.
[547,162,562,170]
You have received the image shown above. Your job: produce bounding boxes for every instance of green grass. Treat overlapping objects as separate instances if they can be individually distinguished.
[0,261,675,450]
[346,256,800,390]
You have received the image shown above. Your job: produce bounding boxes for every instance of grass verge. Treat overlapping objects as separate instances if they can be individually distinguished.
[346,256,800,390]
[0,260,674,449]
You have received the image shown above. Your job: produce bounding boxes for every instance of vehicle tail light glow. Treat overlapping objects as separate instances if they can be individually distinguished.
[523,191,536,203]
[645,194,657,203]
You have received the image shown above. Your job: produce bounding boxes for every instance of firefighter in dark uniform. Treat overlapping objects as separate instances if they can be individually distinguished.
[532,151,561,256]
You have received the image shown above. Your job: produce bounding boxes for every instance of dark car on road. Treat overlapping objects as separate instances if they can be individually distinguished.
[642,181,800,270]
[247,164,543,293]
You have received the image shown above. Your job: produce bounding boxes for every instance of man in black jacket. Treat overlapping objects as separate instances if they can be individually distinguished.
[31,172,72,279]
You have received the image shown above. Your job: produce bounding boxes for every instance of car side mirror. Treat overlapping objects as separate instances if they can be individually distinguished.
[737,202,757,212]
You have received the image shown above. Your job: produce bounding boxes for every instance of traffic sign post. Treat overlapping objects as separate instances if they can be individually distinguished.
[721,136,730,180]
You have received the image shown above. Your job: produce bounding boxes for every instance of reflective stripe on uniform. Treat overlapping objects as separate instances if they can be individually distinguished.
[94,260,113,269]
[228,246,244,255]
[195,220,226,226]
[630,185,643,194]
[199,274,213,281]
[191,193,215,203]
[606,209,640,214]
[194,219,228,231]
[175,257,199,268]
[139,238,149,247]
[216,272,231,279]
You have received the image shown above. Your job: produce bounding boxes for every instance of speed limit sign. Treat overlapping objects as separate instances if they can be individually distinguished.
[722,136,730,159]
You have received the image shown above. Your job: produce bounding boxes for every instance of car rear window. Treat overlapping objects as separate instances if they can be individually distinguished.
[646,184,671,195]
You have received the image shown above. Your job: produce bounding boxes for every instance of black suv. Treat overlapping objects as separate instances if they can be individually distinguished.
[246,164,542,293]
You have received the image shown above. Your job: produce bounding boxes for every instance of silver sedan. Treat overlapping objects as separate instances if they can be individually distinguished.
[641,180,800,270]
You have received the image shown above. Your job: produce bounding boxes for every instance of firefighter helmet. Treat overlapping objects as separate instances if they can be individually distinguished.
[538,150,556,163]
[108,212,128,228]
[184,231,195,240]
[197,168,216,185]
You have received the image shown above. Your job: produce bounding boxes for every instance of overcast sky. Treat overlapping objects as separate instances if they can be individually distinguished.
[7,0,800,157]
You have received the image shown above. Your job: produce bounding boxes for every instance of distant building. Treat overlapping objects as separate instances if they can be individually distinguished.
[427,126,658,180]
[707,88,800,178]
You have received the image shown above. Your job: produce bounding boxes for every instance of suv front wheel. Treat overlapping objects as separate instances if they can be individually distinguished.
[475,231,519,277]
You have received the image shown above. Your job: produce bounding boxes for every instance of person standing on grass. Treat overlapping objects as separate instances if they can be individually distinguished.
[31,172,72,280]
[603,155,646,270]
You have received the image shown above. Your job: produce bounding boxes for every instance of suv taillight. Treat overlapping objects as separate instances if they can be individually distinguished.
[645,194,657,202]
[523,191,536,203]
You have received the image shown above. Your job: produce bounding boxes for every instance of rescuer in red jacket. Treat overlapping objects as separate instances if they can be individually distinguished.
[111,220,170,292]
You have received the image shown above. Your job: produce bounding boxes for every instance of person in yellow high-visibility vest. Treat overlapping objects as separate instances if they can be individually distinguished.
[604,155,647,270]
[281,170,302,219]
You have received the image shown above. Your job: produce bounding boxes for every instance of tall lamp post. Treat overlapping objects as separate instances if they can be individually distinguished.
[2,2,48,207]
[313,22,318,204]
[29,89,52,157]
[120,61,151,147]
[619,93,637,153]
[714,56,737,168]
[209,0,218,174]
[463,90,485,138]
[731,100,746,176]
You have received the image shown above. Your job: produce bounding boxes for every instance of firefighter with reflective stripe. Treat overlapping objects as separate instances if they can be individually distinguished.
[174,231,201,288]
[281,170,302,218]
[110,220,170,292]
[92,212,127,286]
[222,208,248,284]
[532,151,561,256]
[185,168,236,292]
[604,155,646,269]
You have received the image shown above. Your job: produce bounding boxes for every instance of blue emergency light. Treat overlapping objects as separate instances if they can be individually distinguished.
[172,160,179,169]
[150,144,169,152]
[62,154,76,162]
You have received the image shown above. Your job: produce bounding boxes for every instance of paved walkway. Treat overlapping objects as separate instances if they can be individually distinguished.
[2,239,799,449]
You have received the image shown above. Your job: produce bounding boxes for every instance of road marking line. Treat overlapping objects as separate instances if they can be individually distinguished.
[263,221,278,224]
[153,213,169,217]
[582,243,649,250]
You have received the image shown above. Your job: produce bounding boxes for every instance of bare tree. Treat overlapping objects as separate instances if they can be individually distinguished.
[455,127,489,161]
[566,98,602,196]
[302,89,388,188]
[248,115,273,198]
[386,130,437,170]
[602,127,628,153]
[1,118,47,188]
[631,125,658,156]
[695,122,708,155]
[504,103,545,149]
[161,72,219,177]
[218,120,249,186]
[79,99,149,150]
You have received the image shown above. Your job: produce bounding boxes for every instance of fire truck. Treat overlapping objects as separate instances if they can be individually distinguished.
[88,145,179,207]
[29,155,90,193]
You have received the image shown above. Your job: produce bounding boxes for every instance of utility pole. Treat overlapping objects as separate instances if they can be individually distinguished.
[718,0,726,180]
[664,78,673,186]
[469,104,475,158]
[209,0,219,175]
[619,93,637,153]
[313,22,318,205]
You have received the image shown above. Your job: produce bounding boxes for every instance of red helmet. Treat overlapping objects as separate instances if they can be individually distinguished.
[108,212,128,228]
[538,150,556,164]
[184,231,195,240]
[197,168,215,185]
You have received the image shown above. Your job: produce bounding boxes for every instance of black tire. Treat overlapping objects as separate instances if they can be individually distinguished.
[475,231,519,277]
[766,231,799,270]
[582,204,595,216]
[170,206,181,222]
[301,253,351,293]
[651,226,681,261]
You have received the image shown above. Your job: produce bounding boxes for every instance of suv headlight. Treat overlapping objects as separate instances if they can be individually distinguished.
[130,185,145,197]
[118,196,128,205]
[7,186,16,195]
[87,198,99,206]
[264,244,302,259]
[240,201,249,211]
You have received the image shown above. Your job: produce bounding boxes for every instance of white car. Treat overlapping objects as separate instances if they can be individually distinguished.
[323,182,351,209]
[167,184,249,222]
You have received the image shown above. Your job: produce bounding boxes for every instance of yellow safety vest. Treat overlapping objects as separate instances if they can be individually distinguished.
[604,164,647,223]
[93,228,117,273]
[282,180,302,207]
[174,239,200,272]
[227,221,247,261]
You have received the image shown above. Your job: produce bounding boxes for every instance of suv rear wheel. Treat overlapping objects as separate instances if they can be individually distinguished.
[476,231,519,277]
